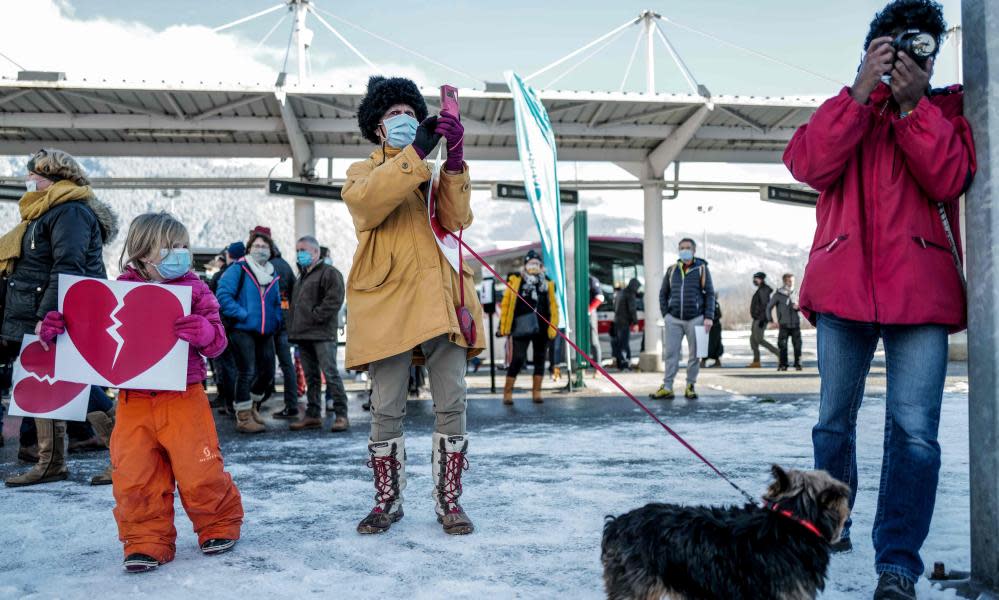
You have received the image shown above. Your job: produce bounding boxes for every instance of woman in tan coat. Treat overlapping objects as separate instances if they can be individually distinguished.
[342,76,484,536]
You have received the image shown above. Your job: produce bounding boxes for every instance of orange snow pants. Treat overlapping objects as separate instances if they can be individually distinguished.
[111,384,243,563]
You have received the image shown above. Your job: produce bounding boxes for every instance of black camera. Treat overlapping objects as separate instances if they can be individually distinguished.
[892,29,937,68]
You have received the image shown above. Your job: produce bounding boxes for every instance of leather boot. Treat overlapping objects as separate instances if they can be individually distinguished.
[502,376,515,405]
[5,419,69,487]
[532,375,544,404]
[250,393,265,425]
[432,433,473,535]
[236,410,266,434]
[86,408,115,486]
[17,444,39,463]
[357,436,406,534]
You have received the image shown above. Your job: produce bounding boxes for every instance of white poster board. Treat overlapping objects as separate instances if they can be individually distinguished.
[8,334,91,421]
[695,325,709,359]
[54,275,192,391]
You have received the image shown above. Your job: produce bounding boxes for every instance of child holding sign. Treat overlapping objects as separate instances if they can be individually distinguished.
[38,212,243,573]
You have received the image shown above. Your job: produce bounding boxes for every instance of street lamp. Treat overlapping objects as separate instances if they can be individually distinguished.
[697,205,714,260]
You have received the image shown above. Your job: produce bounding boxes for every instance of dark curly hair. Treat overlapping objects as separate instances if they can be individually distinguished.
[356,76,429,145]
[864,0,947,53]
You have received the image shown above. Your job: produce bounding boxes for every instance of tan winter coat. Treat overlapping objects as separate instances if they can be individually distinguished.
[342,145,485,369]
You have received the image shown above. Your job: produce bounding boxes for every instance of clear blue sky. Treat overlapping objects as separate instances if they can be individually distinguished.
[65,0,964,95]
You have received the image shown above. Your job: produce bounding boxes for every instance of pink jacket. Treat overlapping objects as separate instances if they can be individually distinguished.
[783,84,976,331]
[118,268,227,384]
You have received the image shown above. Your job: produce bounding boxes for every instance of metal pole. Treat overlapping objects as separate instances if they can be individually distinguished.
[293,0,310,83]
[292,158,316,239]
[962,0,999,593]
[644,12,656,94]
[638,162,664,372]
[488,310,496,394]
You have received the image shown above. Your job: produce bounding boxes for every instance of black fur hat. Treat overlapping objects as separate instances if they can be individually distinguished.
[356,76,429,144]
[864,0,946,54]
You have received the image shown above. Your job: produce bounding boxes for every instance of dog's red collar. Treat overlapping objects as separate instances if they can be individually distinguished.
[764,501,825,540]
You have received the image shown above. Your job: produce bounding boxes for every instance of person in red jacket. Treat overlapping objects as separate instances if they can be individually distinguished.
[783,1,975,598]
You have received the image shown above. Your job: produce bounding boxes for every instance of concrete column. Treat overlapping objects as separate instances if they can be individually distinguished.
[292,158,316,240]
[639,162,664,372]
[962,0,999,592]
[294,198,315,239]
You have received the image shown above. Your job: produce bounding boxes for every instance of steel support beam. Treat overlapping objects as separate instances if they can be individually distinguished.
[276,91,313,176]
[0,140,785,164]
[192,94,269,121]
[647,105,711,174]
[962,0,999,594]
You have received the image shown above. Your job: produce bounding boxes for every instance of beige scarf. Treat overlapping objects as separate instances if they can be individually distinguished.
[244,255,275,286]
[0,181,95,274]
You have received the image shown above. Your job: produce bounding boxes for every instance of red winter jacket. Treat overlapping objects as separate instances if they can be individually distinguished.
[119,268,228,384]
[783,83,975,331]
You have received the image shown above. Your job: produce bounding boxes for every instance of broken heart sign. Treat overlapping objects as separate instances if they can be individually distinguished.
[55,275,192,391]
[8,334,90,421]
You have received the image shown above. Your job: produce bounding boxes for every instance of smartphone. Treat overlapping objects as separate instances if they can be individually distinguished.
[440,85,460,119]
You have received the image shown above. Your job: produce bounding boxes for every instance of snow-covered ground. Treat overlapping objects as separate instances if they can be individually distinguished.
[0,379,971,599]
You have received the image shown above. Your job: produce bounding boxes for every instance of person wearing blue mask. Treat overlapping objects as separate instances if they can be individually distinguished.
[650,238,715,401]
[286,235,347,433]
[344,75,484,536]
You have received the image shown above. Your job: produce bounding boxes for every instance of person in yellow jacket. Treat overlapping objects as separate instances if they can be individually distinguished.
[342,76,484,537]
[497,250,559,405]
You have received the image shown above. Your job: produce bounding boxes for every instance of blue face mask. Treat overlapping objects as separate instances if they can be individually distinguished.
[678,249,694,262]
[296,250,314,268]
[383,113,418,149]
[156,248,191,280]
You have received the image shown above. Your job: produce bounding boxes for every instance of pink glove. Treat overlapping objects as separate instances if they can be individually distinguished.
[174,314,215,349]
[436,111,464,172]
[38,311,66,346]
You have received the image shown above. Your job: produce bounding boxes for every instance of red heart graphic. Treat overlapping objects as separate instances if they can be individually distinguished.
[14,340,88,413]
[63,279,184,386]
[20,338,57,379]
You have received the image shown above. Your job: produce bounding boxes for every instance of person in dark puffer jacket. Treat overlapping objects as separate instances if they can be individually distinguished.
[650,238,714,401]
[0,148,119,488]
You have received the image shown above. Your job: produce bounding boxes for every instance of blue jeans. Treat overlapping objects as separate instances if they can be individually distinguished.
[812,313,948,582]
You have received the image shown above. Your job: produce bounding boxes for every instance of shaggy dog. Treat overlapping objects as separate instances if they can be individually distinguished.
[601,466,850,600]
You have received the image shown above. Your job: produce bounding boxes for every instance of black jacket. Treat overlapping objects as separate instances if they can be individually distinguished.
[209,263,229,294]
[660,258,715,321]
[750,283,773,322]
[2,198,117,344]
[270,254,296,323]
[614,279,640,327]
[287,262,344,342]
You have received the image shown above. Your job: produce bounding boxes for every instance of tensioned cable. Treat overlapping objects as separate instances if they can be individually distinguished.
[256,10,290,50]
[311,4,486,86]
[546,25,631,89]
[620,27,645,92]
[660,15,846,86]
[0,50,25,71]
[213,3,285,33]
[280,13,296,76]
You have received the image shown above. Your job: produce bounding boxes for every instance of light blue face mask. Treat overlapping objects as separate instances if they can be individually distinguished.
[156,248,191,280]
[296,250,314,268]
[679,249,694,262]
[383,113,418,149]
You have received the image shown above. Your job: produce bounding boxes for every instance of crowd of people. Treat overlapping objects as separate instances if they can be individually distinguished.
[0,1,978,596]
[207,226,349,435]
